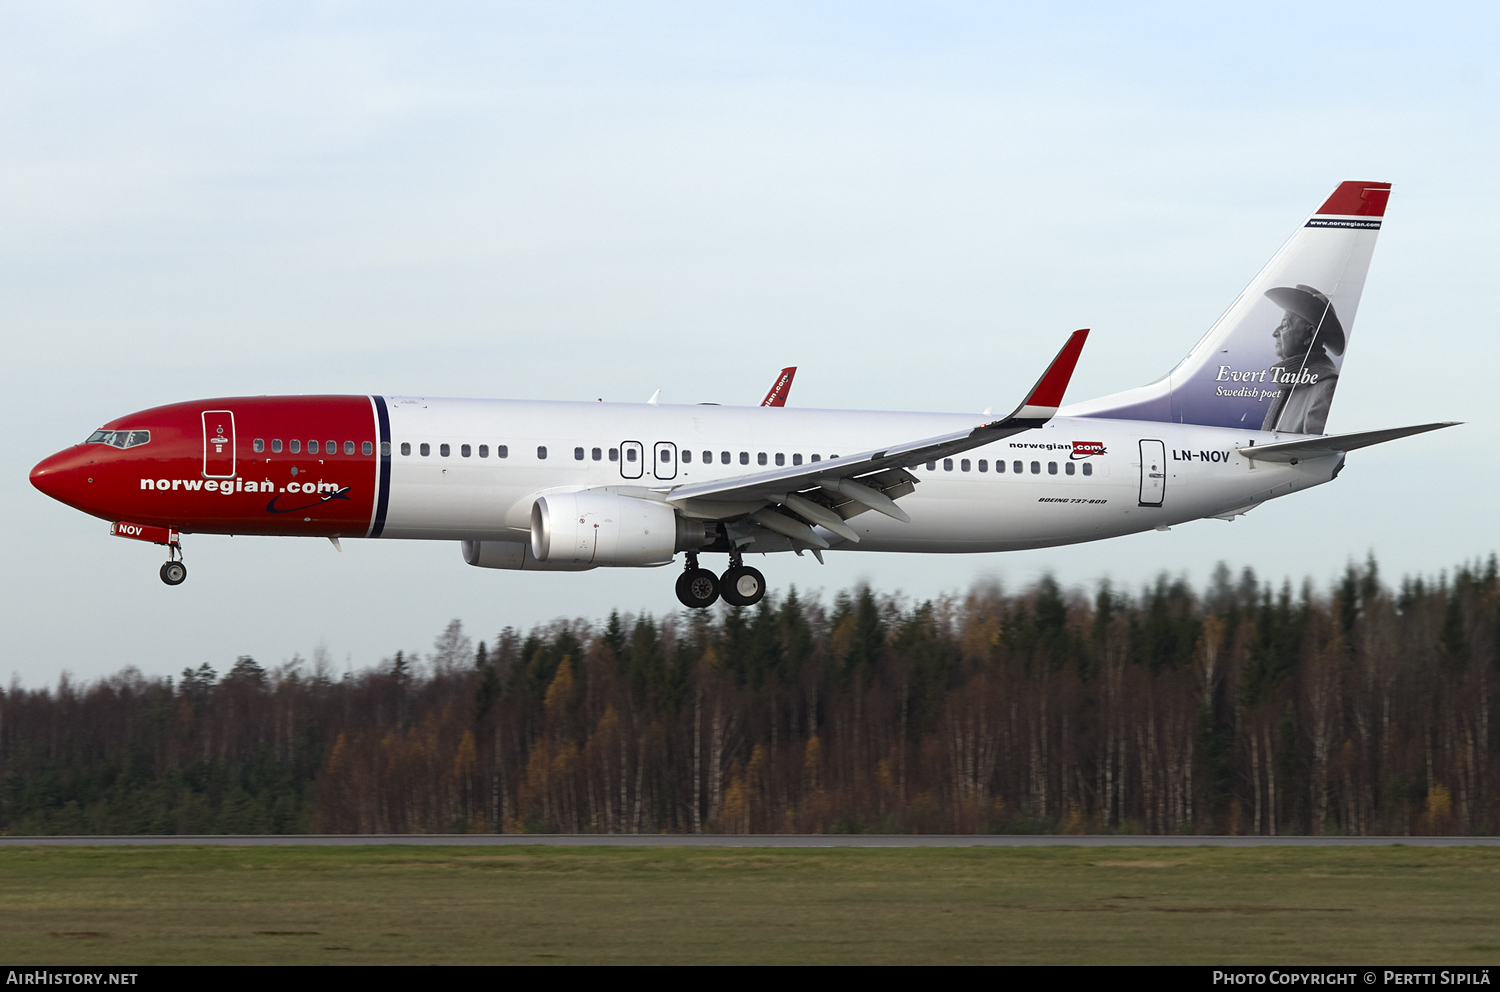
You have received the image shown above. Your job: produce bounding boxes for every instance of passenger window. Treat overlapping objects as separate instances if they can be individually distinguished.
[758,452,768,466]
[926,461,936,470]
[1014,461,1023,474]
[1082,462,1093,476]
[479,445,489,458]
[978,459,988,472]
[420,443,430,456]
[575,447,585,461]
[961,459,971,472]
[775,453,784,466]
[308,440,319,454]
[1030,461,1040,474]
[272,439,283,453]
[721,451,731,464]
[289,439,301,453]
[345,441,355,455]
[440,443,451,457]
[498,445,509,458]
[607,448,616,461]
[740,452,749,465]
[626,448,636,462]
[363,441,373,456]
[326,441,335,454]
[811,454,821,462]
[793,453,803,466]
[538,446,548,460]
[593,447,602,461]
[660,449,671,463]
[400,442,411,456]
[681,449,691,463]
[702,450,711,464]
[254,439,264,453]
[462,444,472,458]
[1065,462,1075,475]
[1048,462,1057,475]
[943,458,953,471]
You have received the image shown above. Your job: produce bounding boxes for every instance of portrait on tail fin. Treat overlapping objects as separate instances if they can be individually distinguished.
[1262,284,1344,435]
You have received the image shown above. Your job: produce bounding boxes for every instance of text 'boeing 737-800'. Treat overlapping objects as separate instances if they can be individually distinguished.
[31,181,1456,609]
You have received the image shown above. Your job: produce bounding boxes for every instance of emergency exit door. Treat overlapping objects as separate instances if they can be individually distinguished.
[1138,439,1165,506]
[653,442,677,480]
[619,440,644,480]
[202,410,236,479]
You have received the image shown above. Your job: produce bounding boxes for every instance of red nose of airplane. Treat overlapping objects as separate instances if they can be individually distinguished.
[31,446,98,511]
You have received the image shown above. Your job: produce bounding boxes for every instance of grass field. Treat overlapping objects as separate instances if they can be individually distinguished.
[2,844,1500,965]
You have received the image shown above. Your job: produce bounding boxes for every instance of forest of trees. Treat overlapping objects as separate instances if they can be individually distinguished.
[2,556,1497,836]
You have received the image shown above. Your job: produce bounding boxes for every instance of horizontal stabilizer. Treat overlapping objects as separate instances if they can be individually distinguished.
[1239,422,1459,462]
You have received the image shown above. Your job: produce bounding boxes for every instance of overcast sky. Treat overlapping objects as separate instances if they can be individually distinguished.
[5,2,1497,688]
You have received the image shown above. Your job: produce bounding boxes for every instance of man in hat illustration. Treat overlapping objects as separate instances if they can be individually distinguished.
[1261,284,1345,434]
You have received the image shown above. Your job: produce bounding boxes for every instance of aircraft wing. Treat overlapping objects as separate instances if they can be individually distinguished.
[1238,422,1460,462]
[665,330,1088,543]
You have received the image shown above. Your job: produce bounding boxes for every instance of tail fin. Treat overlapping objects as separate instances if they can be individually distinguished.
[761,367,797,407]
[1068,181,1391,434]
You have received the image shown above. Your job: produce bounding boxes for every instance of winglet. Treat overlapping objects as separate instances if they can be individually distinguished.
[761,367,797,407]
[1005,329,1089,422]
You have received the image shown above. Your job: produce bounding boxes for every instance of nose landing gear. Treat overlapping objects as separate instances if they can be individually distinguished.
[159,542,187,586]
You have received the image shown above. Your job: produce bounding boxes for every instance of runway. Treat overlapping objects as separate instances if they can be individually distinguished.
[2,834,1497,847]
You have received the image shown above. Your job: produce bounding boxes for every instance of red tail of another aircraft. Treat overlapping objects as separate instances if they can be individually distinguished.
[761,368,796,407]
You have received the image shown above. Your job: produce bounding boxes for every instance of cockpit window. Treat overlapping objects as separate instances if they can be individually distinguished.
[86,430,150,449]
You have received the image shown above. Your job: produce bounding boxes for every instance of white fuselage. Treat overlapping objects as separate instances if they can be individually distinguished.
[379,397,1336,554]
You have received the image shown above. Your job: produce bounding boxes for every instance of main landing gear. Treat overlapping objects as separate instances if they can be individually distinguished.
[159,542,187,586]
[675,553,766,610]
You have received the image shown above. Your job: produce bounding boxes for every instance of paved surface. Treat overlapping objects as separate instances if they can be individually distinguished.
[1,834,1497,847]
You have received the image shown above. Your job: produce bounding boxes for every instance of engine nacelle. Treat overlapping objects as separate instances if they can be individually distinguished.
[530,492,706,566]
[461,539,598,571]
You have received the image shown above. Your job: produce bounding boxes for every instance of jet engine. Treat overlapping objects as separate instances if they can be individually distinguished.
[530,492,709,566]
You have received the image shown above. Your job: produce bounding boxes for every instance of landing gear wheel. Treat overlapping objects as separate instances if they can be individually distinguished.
[676,568,720,609]
[719,565,766,607]
[160,561,187,586]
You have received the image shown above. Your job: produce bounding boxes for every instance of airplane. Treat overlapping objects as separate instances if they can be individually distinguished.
[30,181,1456,610]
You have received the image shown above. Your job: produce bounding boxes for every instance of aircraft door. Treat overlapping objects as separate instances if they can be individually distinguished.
[1138,439,1165,506]
[619,440,643,480]
[202,410,236,479]
[653,442,677,480]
